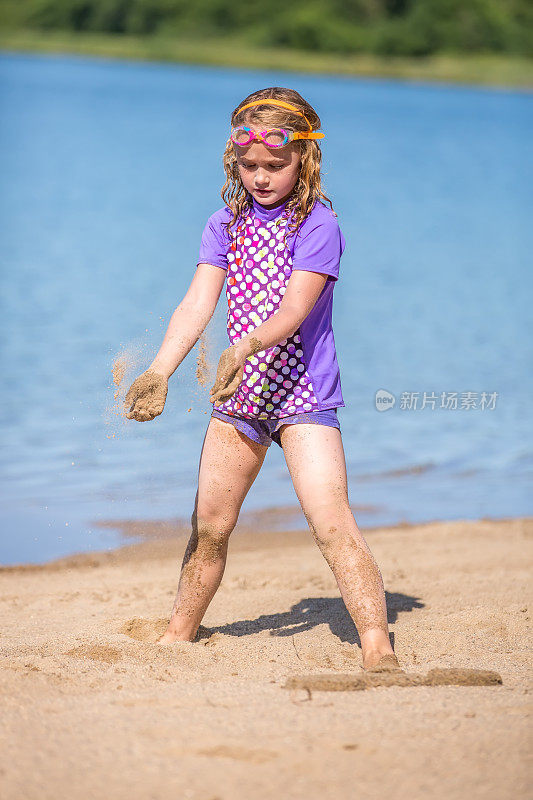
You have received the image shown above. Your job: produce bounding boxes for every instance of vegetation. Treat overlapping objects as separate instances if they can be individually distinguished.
[2,0,532,57]
[1,1,532,86]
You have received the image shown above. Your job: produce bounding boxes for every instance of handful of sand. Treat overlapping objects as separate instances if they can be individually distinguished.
[109,327,214,428]
[123,369,168,421]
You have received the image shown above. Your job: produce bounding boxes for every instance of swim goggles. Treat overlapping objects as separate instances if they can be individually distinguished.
[231,98,325,148]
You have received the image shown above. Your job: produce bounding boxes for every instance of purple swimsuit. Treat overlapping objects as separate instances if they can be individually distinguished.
[198,197,345,423]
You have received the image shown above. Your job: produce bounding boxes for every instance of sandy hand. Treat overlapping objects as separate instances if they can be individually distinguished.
[124,369,168,421]
[209,346,245,406]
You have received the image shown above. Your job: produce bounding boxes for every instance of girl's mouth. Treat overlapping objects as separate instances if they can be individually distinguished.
[254,188,272,196]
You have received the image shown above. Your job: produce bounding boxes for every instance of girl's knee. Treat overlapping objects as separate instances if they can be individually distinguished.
[304,501,353,548]
[191,507,236,547]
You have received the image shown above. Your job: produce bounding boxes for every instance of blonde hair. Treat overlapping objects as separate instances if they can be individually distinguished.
[221,87,335,240]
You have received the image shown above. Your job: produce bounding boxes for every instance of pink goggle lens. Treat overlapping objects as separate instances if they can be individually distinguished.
[231,126,290,148]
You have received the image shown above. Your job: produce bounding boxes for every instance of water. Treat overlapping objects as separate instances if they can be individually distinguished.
[1,52,531,565]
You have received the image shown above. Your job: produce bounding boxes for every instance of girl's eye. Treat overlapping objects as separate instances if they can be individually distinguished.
[240,163,285,171]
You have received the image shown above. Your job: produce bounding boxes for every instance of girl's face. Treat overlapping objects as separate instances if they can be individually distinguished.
[234,126,301,209]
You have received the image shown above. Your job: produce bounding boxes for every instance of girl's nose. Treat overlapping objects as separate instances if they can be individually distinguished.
[255,168,269,187]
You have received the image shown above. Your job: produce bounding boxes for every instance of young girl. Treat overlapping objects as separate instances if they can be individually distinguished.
[124,87,400,672]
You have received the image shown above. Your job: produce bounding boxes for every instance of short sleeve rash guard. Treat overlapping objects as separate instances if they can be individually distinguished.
[199,198,345,280]
[198,197,346,413]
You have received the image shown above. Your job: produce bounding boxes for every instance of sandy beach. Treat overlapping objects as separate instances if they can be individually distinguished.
[1,516,531,800]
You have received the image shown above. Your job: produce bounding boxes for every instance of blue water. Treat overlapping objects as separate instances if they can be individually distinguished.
[1,51,531,565]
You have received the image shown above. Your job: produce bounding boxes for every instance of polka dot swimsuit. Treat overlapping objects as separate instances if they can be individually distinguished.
[215,210,320,420]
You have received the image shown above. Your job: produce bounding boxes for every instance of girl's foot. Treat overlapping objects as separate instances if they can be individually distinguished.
[156,626,196,645]
[363,652,402,672]
[360,628,398,670]
[156,631,191,644]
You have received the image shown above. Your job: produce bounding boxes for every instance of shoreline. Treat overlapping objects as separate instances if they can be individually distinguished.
[1,515,531,798]
[2,510,529,571]
[1,30,532,90]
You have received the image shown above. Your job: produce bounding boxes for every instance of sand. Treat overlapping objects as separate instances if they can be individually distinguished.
[110,327,215,424]
[1,516,531,800]
[124,370,168,421]
[196,329,211,388]
[107,344,154,433]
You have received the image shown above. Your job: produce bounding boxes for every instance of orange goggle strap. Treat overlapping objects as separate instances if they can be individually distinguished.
[291,130,325,140]
[233,98,325,140]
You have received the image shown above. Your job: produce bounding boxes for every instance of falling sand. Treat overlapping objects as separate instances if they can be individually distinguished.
[195,329,211,388]
[108,326,216,427]
[112,357,127,400]
[105,341,159,436]
[106,350,137,433]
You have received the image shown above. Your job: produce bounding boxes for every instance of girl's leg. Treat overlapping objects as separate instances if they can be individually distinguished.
[158,416,268,644]
[279,422,396,669]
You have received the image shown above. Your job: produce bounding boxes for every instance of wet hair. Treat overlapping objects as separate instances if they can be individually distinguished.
[221,87,335,240]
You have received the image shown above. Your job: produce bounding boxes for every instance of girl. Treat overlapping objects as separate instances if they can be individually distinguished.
[124,87,400,672]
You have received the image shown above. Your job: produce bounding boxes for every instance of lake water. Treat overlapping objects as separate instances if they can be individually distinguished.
[1,51,531,565]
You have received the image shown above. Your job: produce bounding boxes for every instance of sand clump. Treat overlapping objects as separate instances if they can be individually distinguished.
[119,617,169,642]
[124,370,168,421]
[365,653,402,672]
[110,349,168,424]
[283,667,503,694]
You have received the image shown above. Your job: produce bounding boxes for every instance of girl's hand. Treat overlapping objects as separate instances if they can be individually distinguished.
[124,369,168,421]
[209,346,245,406]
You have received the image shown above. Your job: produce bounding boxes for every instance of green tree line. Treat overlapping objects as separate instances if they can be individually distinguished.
[2,0,532,57]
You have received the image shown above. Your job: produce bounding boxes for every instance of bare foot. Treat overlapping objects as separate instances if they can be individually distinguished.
[156,629,195,646]
[364,653,402,672]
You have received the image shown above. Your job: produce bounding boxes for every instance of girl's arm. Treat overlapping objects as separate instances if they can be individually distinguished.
[125,263,226,421]
[210,270,328,405]
[150,263,226,379]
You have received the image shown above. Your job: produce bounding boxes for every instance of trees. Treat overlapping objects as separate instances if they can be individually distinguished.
[9,0,532,57]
